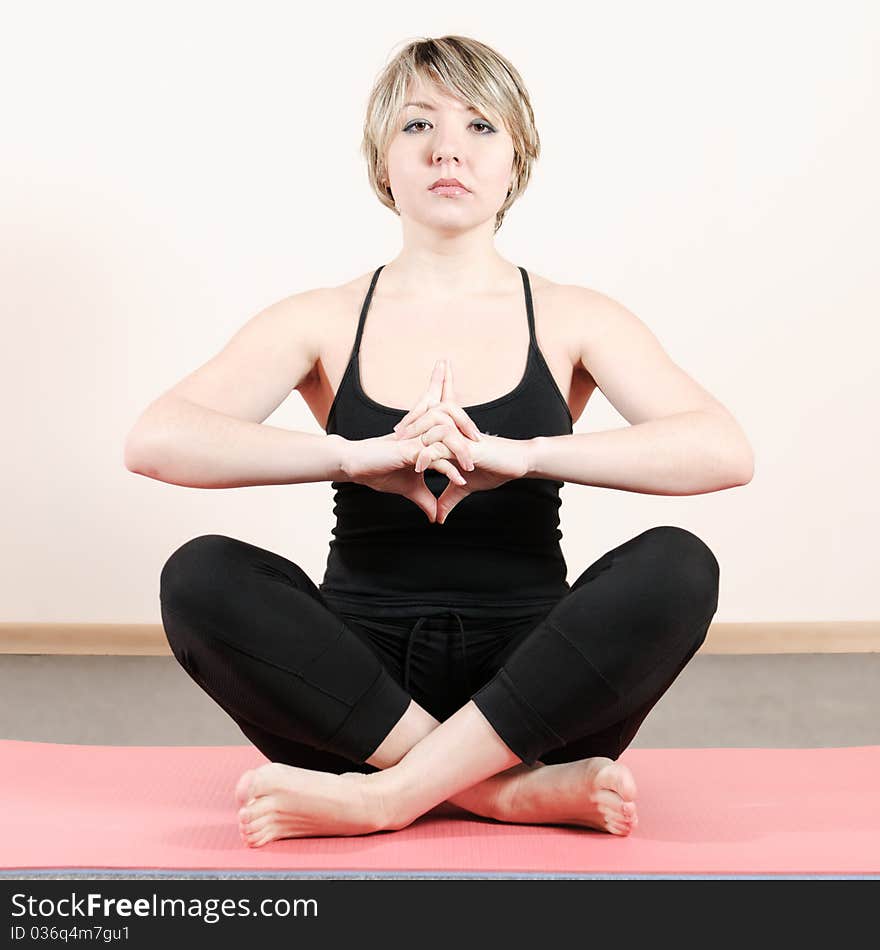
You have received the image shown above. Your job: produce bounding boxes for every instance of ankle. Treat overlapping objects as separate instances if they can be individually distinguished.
[493,761,543,817]
[365,765,415,831]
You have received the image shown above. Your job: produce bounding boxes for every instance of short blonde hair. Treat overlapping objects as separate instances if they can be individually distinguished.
[362,35,541,234]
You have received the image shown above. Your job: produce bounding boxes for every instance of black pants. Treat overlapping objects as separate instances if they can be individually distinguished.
[159,526,719,772]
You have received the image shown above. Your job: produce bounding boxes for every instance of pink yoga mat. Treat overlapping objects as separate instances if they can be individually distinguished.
[2,740,877,876]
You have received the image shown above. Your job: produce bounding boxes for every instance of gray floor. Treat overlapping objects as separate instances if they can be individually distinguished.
[3,652,878,747]
[3,653,878,880]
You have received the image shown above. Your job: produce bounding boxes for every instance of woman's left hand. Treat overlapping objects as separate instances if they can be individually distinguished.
[392,360,530,524]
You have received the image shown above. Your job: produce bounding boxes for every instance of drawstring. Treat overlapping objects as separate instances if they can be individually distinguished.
[402,616,427,694]
[402,610,470,695]
[452,611,469,691]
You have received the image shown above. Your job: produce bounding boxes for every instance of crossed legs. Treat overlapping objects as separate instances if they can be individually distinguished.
[162,527,718,845]
[234,696,640,844]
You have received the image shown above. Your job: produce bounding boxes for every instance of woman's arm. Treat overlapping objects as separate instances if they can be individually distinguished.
[124,397,347,488]
[123,288,347,488]
[523,286,754,495]
[525,410,753,496]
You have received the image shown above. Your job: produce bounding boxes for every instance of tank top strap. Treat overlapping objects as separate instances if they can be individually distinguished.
[357,264,533,351]
[517,265,538,349]
[352,264,385,362]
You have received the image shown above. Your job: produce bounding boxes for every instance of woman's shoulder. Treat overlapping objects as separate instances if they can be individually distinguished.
[528,271,605,303]
[279,272,374,328]
[523,272,610,333]
[317,269,382,312]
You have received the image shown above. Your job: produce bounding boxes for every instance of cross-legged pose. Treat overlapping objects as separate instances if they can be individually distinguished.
[126,36,754,847]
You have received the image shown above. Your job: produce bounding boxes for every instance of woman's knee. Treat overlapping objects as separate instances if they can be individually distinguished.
[640,525,720,615]
[159,534,240,614]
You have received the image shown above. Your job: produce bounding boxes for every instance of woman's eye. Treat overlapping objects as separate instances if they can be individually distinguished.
[403,120,495,134]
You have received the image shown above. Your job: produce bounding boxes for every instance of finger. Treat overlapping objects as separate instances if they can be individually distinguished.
[410,422,473,471]
[449,428,476,471]
[443,361,481,441]
[394,367,480,443]
[395,409,438,442]
[436,486,464,525]
[440,401,482,442]
[411,358,447,426]
[443,360,480,442]
[393,359,445,434]
[395,403,480,444]
[442,359,454,403]
[415,444,467,486]
[428,357,446,405]
[392,409,426,440]
[413,439,450,474]
[428,456,468,487]
[428,442,476,485]
[406,483,438,522]
[435,423,475,471]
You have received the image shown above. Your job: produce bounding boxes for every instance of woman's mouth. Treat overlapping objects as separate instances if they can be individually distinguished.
[430,185,470,197]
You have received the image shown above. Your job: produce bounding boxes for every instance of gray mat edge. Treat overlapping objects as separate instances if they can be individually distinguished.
[2,870,878,880]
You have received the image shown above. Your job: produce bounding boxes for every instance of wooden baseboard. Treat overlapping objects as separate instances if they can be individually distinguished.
[0,622,878,656]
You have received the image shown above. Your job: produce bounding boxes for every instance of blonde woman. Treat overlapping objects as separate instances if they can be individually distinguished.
[130,35,753,846]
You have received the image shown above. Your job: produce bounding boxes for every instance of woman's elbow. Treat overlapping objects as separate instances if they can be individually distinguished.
[124,428,164,476]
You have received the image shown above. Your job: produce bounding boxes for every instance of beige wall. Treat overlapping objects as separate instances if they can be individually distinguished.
[2,2,877,623]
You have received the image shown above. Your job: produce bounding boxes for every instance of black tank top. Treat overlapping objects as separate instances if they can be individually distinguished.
[318,264,573,616]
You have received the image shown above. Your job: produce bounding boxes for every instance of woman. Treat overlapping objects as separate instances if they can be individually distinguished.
[134,36,754,847]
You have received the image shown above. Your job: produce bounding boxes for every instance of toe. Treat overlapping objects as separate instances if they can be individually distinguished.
[235,769,258,806]
[250,826,276,848]
[242,819,272,846]
[616,766,638,801]
[237,762,286,808]
[594,787,625,810]
[610,765,637,801]
[242,813,274,836]
[595,761,638,802]
[240,797,275,827]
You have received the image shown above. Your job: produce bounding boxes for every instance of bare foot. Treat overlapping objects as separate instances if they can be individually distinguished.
[234,764,384,847]
[445,763,541,820]
[496,756,639,835]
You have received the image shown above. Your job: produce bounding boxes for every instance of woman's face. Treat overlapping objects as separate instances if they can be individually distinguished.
[384,79,515,234]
